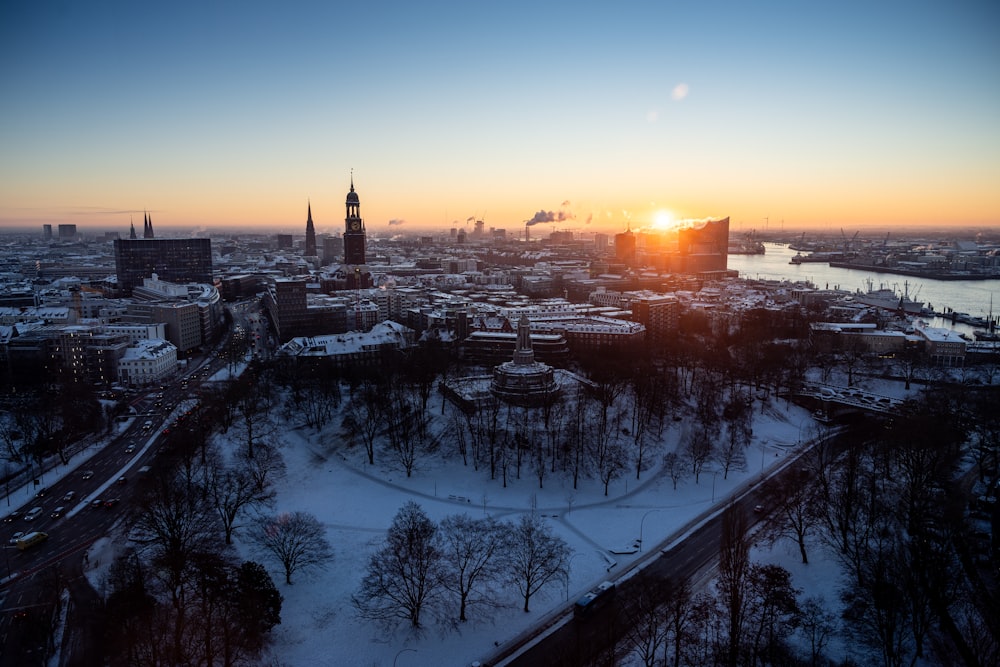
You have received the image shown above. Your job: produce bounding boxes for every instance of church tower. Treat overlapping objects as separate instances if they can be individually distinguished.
[304,201,317,257]
[343,176,366,265]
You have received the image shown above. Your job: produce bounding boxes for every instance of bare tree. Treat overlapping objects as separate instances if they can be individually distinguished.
[0,410,27,464]
[249,511,333,585]
[618,573,670,667]
[503,513,571,613]
[296,373,339,430]
[383,383,425,477]
[718,387,752,479]
[129,475,222,661]
[717,504,751,667]
[343,378,385,465]
[628,372,660,480]
[763,466,818,564]
[231,372,276,461]
[353,501,443,629]
[663,577,695,667]
[798,595,837,667]
[663,450,686,491]
[206,460,275,545]
[745,563,800,665]
[681,424,714,484]
[436,514,504,623]
[242,442,286,495]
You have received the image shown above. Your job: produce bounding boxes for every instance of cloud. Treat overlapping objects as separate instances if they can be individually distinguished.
[672,83,689,101]
[387,219,405,226]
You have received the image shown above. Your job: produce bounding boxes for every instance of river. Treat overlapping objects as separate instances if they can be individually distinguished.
[728,244,1000,332]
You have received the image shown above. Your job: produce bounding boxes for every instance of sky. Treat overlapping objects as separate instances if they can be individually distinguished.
[1,1,998,236]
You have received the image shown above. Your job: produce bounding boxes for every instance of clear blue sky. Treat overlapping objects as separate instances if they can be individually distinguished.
[2,1,998,234]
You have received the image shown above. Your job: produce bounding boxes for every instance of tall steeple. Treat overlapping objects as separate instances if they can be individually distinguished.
[343,175,365,265]
[129,217,137,239]
[143,211,154,239]
[305,200,317,257]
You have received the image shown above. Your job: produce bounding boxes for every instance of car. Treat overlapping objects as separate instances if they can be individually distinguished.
[81,470,95,480]
[104,498,120,508]
[753,504,765,513]
[124,444,137,454]
[161,428,170,435]
[117,476,127,485]
[49,506,65,519]
[9,531,24,545]
[61,491,76,502]
[90,499,104,509]
[3,511,21,523]
[35,487,48,497]
[24,507,43,521]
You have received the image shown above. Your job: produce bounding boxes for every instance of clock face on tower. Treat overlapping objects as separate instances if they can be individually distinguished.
[350,220,361,231]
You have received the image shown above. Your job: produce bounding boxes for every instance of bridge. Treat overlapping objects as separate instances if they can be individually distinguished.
[792,383,905,420]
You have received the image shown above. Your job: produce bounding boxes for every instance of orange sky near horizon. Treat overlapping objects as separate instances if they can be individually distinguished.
[2,2,997,237]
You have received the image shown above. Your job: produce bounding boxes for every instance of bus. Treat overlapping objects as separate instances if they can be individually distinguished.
[574,580,616,619]
[15,531,48,551]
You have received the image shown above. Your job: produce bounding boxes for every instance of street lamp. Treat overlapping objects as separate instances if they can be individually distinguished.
[639,509,660,552]
[394,648,417,667]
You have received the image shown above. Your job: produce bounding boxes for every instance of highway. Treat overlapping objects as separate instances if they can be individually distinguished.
[0,298,258,665]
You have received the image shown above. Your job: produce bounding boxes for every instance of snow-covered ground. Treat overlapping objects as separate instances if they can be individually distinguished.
[38,367,921,666]
[84,399,829,665]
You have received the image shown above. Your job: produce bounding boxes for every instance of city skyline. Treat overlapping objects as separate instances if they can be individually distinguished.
[1,2,998,235]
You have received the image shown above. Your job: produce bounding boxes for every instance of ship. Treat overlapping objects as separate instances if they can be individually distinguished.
[728,230,765,255]
[852,280,925,314]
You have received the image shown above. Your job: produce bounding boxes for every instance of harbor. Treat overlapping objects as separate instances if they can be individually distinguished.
[730,243,1000,336]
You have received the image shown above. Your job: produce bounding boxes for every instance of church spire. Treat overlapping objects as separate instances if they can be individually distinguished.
[129,216,137,239]
[304,199,316,257]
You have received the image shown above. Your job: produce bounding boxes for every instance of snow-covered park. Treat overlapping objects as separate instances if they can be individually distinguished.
[9,363,925,666]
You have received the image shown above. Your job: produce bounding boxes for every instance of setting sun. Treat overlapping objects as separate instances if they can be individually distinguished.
[653,210,674,230]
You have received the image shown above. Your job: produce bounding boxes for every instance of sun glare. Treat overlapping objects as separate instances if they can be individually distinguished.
[653,210,674,230]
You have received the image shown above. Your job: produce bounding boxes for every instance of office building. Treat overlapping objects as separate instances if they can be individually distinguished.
[113,237,213,295]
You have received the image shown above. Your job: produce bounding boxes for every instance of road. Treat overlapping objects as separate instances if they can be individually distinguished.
[0,298,261,665]
[486,426,858,667]
[0,355,233,666]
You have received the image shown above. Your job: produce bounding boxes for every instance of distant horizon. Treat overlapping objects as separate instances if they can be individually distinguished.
[4,220,999,240]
